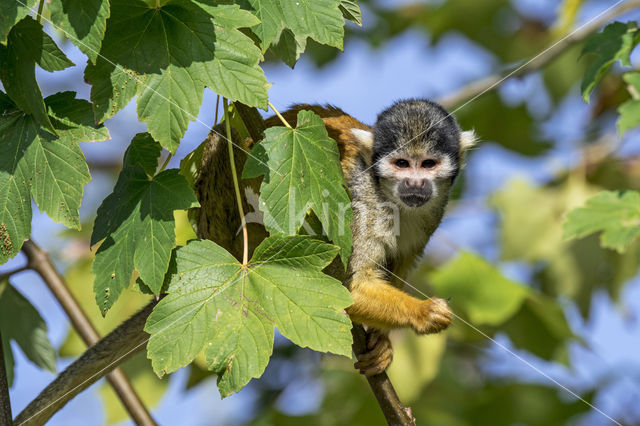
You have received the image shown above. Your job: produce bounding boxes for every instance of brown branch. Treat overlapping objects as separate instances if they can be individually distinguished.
[437,0,640,108]
[0,330,12,426]
[20,240,156,426]
[352,325,416,426]
[14,302,155,426]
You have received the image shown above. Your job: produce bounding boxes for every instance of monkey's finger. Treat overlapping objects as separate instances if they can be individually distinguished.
[357,335,392,362]
[356,349,393,376]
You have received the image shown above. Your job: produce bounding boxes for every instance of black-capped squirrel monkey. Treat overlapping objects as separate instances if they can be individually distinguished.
[200,99,476,375]
[16,99,476,424]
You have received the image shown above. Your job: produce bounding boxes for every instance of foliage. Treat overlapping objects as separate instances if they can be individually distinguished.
[244,110,353,265]
[145,236,352,396]
[0,279,56,386]
[564,190,640,253]
[1,0,640,424]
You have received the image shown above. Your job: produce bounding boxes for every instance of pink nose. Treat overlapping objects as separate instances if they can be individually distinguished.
[404,178,425,188]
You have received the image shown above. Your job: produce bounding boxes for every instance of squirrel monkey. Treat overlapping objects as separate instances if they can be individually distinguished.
[15,99,475,424]
[201,99,476,376]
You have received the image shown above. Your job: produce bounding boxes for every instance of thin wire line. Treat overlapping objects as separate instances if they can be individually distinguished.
[357,0,627,177]
[13,0,283,177]
[17,241,289,425]
[370,258,623,426]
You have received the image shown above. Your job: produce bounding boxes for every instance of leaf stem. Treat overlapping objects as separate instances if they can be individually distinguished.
[0,329,12,426]
[36,0,44,23]
[159,153,172,172]
[214,95,220,126]
[224,99,249,266]
[268,101,292,129]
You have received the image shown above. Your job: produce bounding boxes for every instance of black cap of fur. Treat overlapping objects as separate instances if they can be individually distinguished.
[372,99,462,173]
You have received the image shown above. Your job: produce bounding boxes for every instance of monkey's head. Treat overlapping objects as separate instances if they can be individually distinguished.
[353,99,476,210]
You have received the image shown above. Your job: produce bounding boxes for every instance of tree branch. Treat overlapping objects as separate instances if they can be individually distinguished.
[14,302,156,426]
[20,240,156,426]
[437,0,640,108]
[0,330,12,426]
[351,325,416,426]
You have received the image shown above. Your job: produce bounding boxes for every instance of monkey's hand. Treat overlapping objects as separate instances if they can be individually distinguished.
[410,297,452,335]
[354,329,393,376]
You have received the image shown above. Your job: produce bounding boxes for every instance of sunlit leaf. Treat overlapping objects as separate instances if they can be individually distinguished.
[49,0,110,63]
[580,21,640,102]
[244,110,353,265]
[0,92,107,264]
[564,190,640,253]
[145,236,352,396]
[85,0,268,152]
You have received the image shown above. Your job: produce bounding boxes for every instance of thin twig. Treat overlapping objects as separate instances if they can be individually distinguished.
[437,0,640,108]
[0,329,12,426]
[268,101,293,128]
[0,265,29,282]
[20,240,156,426]
[14,302,156,426]
[224,99,249,266]
[214,94,220,126]
[352,325,416,426]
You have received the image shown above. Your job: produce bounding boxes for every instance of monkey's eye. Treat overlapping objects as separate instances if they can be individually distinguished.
[421,159,437,169]
[394,159,410,168]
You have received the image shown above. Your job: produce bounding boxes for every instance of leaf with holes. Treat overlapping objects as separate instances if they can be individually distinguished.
[85,0,267,153]
[49,0,110,63]
[91,133,199,314]
[0,91,108,264]
[243,110,353,266]
[580,21,640,102]
[145,235,352,396]
[0,279,56,386]
[564,190,640,253]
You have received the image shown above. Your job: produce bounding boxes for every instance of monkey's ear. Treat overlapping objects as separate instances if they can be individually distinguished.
[459,130,477,152]
[351,128,374,151]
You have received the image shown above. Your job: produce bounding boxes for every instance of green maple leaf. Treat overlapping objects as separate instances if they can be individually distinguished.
[340,0,362,26]
[564,190,640,253]
[0,16,74,134]
[428,252,529,326]
[243,110,353,266]
[0,91,108,264]
[580,21,640,103]
[0,279,56,386]
[85,0,268,153]
[0,0,37,44]
[618,72,640,136]
[91,133,199,314]
[49,0,111,64]
[243,0,345,65]
[145,236,352,396]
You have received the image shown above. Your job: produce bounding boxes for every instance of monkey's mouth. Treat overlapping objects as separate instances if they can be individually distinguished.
[399,193,430,208]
